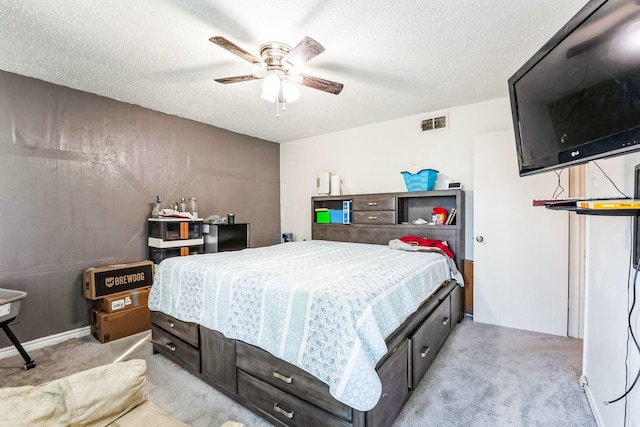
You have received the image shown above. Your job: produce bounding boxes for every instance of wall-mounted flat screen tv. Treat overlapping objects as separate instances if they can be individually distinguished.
[509,0,640,176]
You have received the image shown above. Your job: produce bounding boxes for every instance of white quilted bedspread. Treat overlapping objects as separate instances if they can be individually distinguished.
[148,240,462,411]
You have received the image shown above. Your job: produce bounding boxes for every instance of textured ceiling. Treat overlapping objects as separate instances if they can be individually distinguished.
[0,0,588,143]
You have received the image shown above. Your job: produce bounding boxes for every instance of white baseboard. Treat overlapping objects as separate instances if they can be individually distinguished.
[0,326,91,360]
[584,385,604,427]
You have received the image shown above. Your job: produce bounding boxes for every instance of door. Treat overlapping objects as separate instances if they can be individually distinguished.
[473,130,569,336]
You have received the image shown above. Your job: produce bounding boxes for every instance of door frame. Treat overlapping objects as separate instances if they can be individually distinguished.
[568,165,586,338]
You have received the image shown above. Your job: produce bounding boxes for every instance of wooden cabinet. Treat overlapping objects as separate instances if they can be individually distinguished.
[151,312,200,373]
[149,190,466,427]
[352,195,396,212]
[150,281,463,427]
[365,340,409,427]
[147,218,204,264]
[450,283,464,326]
[312,190,465,268]
[408,284,463,388]
[236,340,351,421]
[410,296,451,387]
[151,325,200,373]
[200,326,237,393]
[352,195,396,225]
[152,311,199,345]
[352,210,395,225]
[237,371,352,427]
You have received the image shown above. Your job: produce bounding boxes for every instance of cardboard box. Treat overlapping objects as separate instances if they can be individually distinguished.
[94,287,151,314]
[83,260,154,300]
[91,305,151,343]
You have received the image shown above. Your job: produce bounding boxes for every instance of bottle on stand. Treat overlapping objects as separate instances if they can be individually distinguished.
[152,196,161,217]
[180,198,187,212]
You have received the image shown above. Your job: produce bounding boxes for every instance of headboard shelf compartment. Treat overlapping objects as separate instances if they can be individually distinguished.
[312,189,465,269]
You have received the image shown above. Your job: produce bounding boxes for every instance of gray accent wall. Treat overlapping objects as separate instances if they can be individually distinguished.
[0,70,280,346]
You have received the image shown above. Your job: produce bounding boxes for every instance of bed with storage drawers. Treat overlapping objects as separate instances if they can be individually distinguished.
[149,190,465,427]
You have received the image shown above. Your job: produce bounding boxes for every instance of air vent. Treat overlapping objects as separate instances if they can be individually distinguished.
[420,113,448,133]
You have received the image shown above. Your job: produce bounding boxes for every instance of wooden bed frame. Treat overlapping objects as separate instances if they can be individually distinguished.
[151,190,466,427]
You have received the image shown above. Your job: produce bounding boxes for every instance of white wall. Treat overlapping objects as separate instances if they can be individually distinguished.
[583,156,640,426]
[281,96,640,426]
[280,97,513,259]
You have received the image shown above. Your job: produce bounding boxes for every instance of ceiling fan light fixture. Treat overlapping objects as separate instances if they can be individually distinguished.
[261,73,300,104]
[260,73,281,102]
[282,80,300,102]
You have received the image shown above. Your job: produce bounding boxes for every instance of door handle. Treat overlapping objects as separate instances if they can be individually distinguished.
[475,235,484,242]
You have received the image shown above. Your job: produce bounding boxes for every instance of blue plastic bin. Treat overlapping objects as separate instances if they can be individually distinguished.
[329,209,343,223]
[401,169,438,191]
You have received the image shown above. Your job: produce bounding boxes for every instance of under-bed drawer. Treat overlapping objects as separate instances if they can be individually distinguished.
[238,371,351,427]
[236,341,351,421]
[410,295,451,387]
[450,284,464,325]
[366,339,409,427]
[151,324,200,373]
[200,326,237,394]
[352,211,395,225]
[151,311,199,347]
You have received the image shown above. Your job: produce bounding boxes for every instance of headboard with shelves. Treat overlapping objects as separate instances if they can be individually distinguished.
[312,190,465,269]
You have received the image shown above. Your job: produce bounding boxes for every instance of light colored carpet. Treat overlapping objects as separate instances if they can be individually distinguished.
[0,318,594,427]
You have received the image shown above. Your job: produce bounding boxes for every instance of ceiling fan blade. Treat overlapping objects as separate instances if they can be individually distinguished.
[214,74,263,84]
[284,36,325,69]
[209,36,264,66]
[300,74,344,95]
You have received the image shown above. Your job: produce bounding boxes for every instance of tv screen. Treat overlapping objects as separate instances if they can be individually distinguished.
[509,0,640,176]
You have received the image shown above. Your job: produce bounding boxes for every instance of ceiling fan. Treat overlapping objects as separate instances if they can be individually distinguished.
[209,36,344,112]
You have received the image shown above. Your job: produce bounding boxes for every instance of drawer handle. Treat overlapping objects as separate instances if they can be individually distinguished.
[442,317,450,326]
[368,216,378,220]
[420,346,431,358]
[165,320,175,328]
[274,403,294,419]
[151,339,176,352]
[273,370,293,384]
[367,202,378,206]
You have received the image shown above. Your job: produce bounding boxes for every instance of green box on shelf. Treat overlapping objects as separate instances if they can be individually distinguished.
[316,210,331,223]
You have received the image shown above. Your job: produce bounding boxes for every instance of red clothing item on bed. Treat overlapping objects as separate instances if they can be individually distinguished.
[399,235,455,259]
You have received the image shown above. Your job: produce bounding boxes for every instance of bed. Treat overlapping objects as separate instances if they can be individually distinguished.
[150,242,464,425]
[149,189,465,427]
